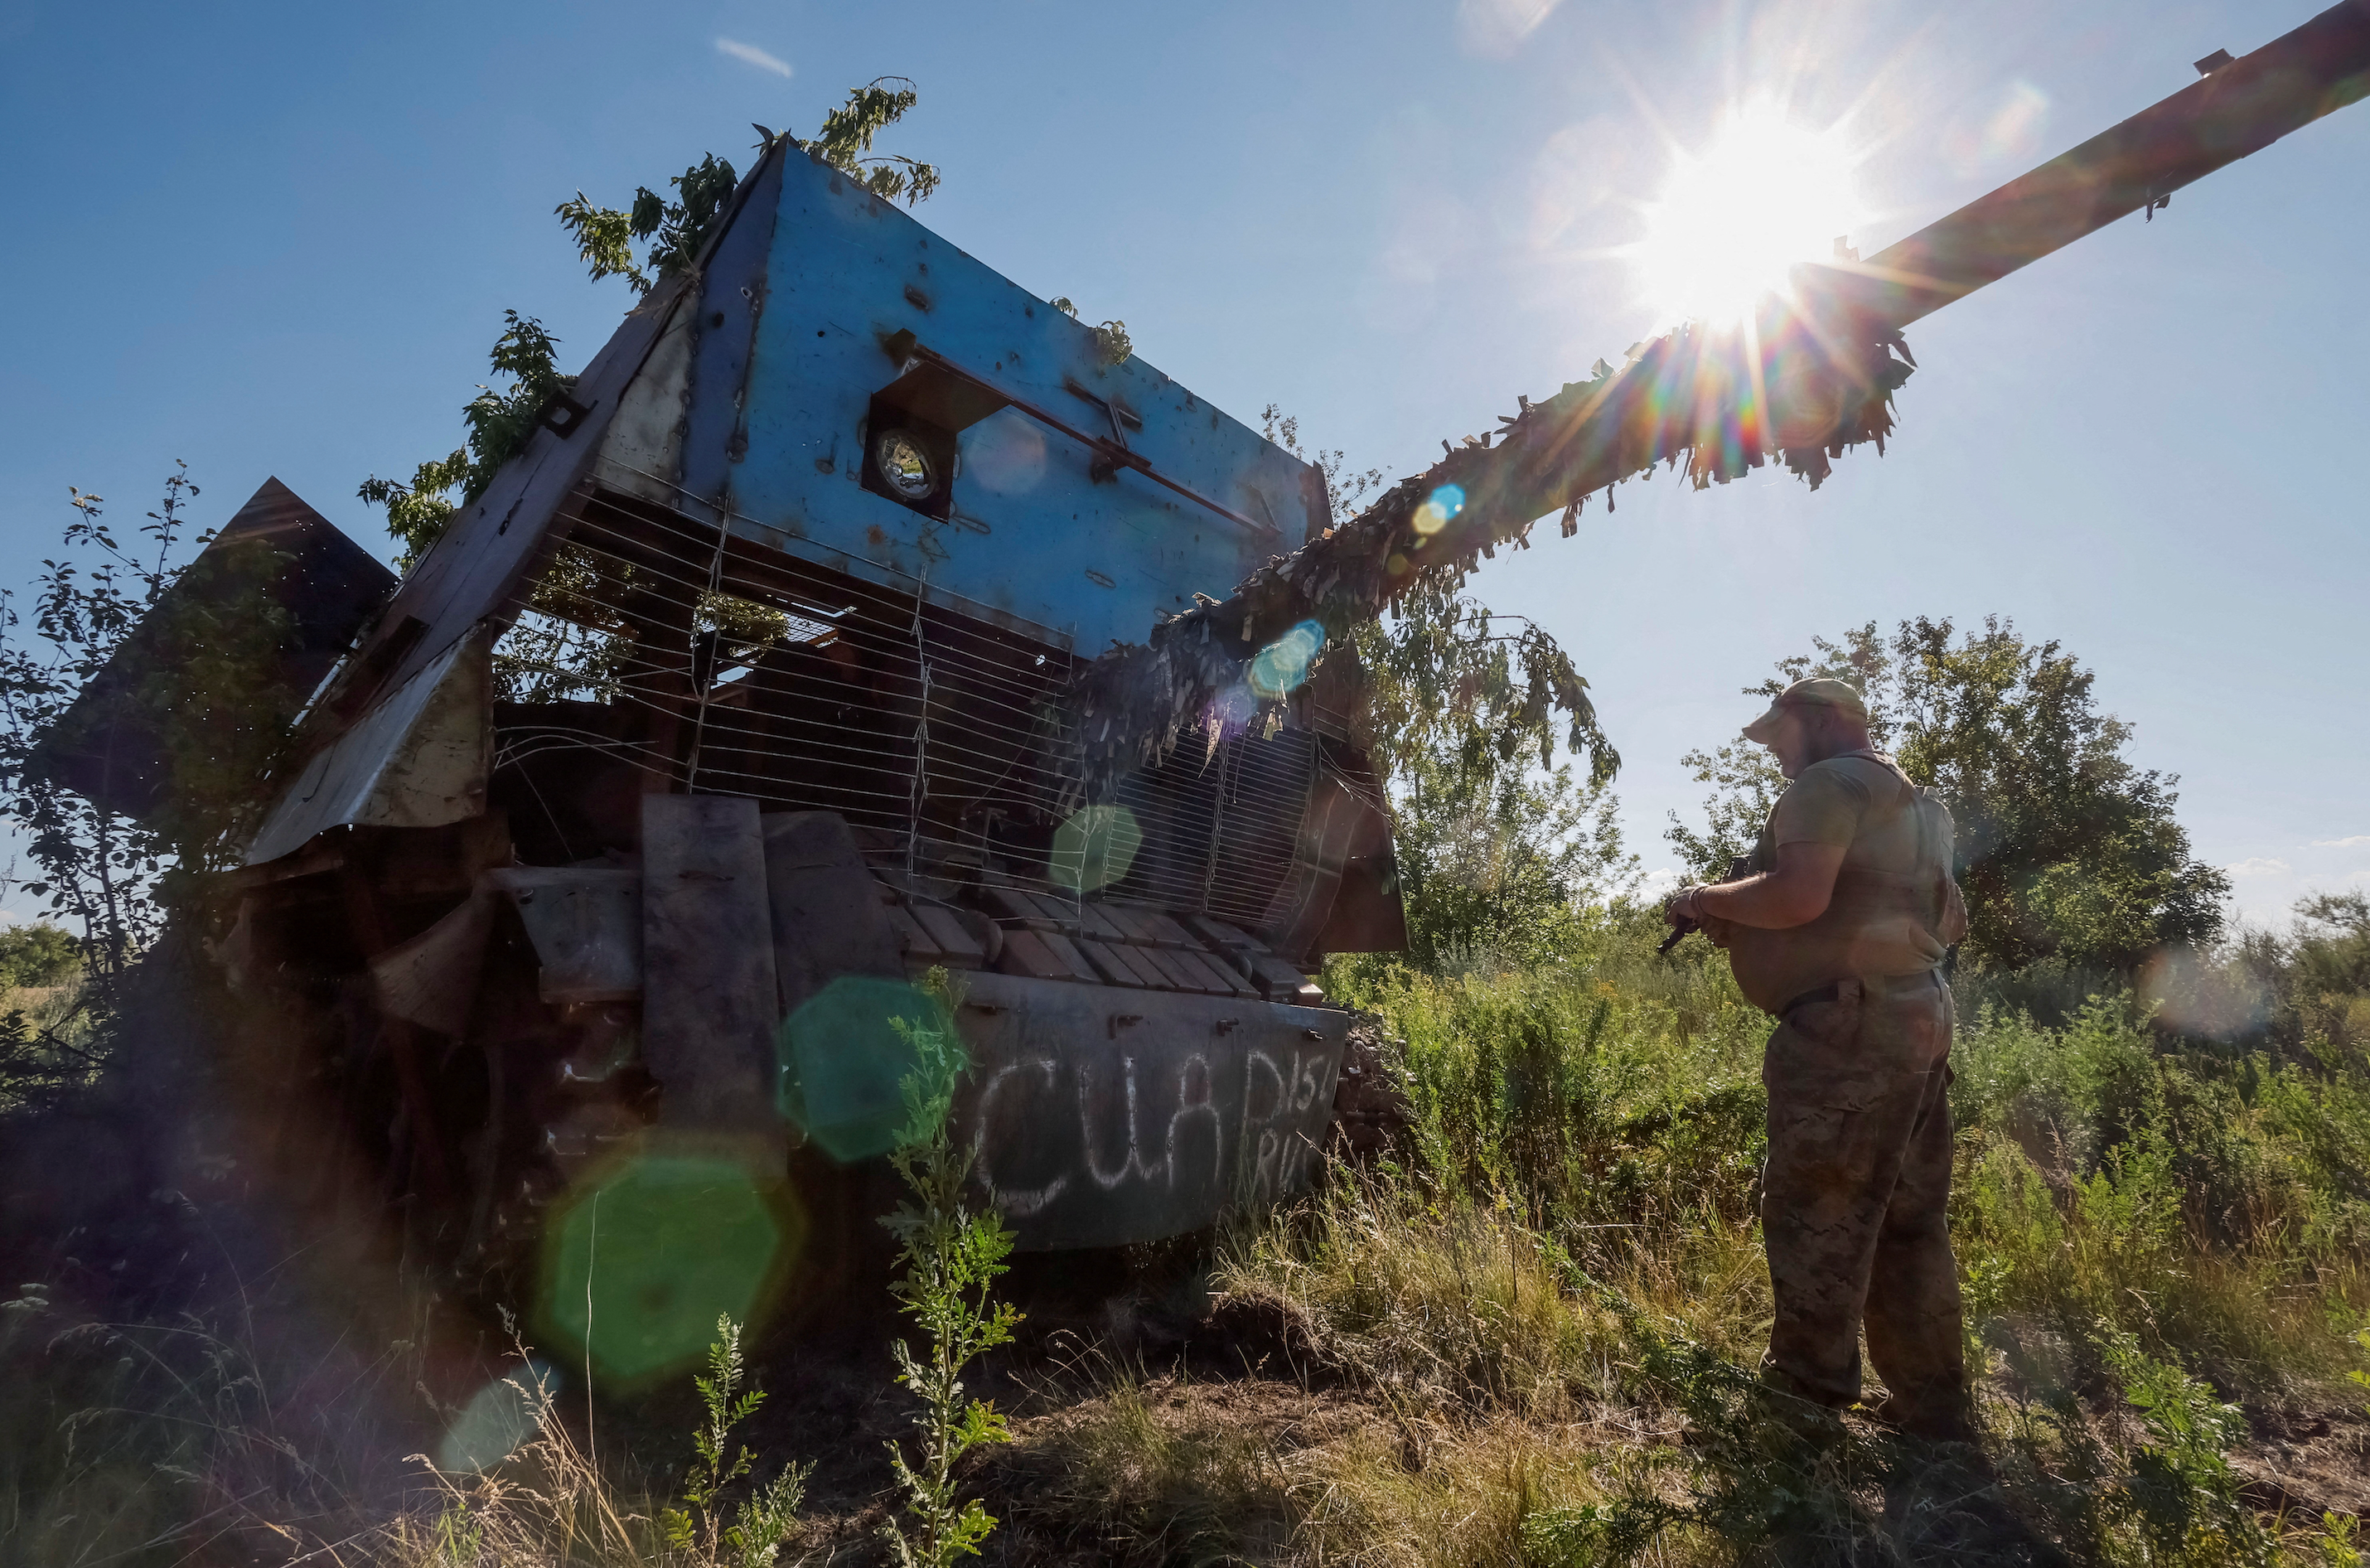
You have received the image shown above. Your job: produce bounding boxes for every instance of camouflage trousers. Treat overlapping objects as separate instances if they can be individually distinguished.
[1759,970,1967,1425]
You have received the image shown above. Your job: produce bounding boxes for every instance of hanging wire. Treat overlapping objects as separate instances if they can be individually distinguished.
[486,486,1359,922]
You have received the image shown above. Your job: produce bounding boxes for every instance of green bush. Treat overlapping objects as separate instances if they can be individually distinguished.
[0,923,80,990]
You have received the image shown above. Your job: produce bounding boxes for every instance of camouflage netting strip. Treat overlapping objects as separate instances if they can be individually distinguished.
[1071,312,1915,789]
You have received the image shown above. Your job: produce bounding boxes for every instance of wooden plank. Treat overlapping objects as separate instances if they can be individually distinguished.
[1073,903,1129,944]
[1184,913,1269,955]
[911,905,986,968]
[762,811,906,1014]
[1036,931,1103,985]
[1072,937,1144,987]
[312,148,793,724]
[884,905,944,961]
[994,927,1074,980]
[641,794,781,1134]
[987,886,1060,931]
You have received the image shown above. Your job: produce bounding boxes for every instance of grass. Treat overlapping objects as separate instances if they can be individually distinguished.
[1005,911,2370,1566]
[7,907,2370,1565]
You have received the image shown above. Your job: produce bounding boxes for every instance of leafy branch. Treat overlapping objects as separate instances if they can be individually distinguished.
[357,310,571,569]
[369,79,937,577]
[658,1316,809,1568]
[879,972,1022,1566]
[558,77,939,302]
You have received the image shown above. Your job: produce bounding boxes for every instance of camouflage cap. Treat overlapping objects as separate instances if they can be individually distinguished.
[1742,676,1869,743]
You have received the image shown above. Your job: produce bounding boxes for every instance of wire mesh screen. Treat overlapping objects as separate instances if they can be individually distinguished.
[487,486,1326,928]
[1103,725,1317,927]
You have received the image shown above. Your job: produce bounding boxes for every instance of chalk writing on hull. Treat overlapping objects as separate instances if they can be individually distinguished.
[952,971,1349,1250]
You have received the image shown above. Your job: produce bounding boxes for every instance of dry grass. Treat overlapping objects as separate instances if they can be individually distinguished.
[9,929,2368,1566]
[1216,1166,1772,1418]
[999,1369,1672,1568]
[382,1394,660,1567]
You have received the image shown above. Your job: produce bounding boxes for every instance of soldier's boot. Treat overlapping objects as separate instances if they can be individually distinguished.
[1869,1386,1981,1446]
[1752,1363,1850,1456]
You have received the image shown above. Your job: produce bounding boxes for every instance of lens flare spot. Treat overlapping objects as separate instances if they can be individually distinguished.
[1051,803,1144,893]
[960,407,1047,496]
[1211,682,1259,728]
[436,1361,558,1474]
[538,1142,800,1387]
[776,976,948,1163]
[1410,483,1466,537]
[1947,80,2049,178]
[1248,620,1327,701]
[1634,103,1862,327]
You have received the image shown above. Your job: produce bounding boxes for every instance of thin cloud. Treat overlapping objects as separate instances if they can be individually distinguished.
[1456,0,1561,58]
[2311,835,2370,849]
[2224,857,2291,879]
[716,38,793,79]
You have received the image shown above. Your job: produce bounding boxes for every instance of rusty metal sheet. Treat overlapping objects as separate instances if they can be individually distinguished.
[368,881,496,1036]
[1259,752,1397,965]
[676,149,786,514]
[297,152,793,736]
[950,970,1347,1250]
[244,627,493,864]
[641,794,781,1135]
[317,260,689,719]
[35,477,394,822]
[592,278,699,509]
[487,867,642,1002]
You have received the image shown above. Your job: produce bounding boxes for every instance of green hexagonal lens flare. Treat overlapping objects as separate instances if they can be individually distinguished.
[776,975,948,1164]
[537,1141,801,1387]
[1049,803,1142,893]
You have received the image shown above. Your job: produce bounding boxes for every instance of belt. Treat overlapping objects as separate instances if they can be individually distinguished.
[1779,970,1941,1019]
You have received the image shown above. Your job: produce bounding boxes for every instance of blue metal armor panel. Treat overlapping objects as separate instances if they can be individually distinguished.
[713,150,1323,654]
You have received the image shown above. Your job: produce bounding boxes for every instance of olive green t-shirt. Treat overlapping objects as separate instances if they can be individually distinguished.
[1719,752,1948,1014]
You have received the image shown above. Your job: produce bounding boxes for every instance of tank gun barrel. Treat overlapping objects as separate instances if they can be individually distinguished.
[1826,0,2370,329]
[1075,0,2370,783]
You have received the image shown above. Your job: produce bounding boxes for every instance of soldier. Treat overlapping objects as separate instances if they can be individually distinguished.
[1664,676,1973,1442]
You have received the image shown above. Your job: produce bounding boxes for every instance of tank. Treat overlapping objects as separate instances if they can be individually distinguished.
[56,0,2367,1373]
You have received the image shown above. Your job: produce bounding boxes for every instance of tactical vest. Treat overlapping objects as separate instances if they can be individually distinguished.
[1803,750,1966,949]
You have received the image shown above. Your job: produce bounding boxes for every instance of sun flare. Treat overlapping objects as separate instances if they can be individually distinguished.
[1634,104,1864,328]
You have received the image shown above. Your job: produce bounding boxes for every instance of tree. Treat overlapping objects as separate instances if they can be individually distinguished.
[1390,734,1636,972]
[1262,409,1630,972]
[1357,581,1632,970]
[0,923,81,991]
[357,311,570,569]
[363,79,939,569]
[1667,617,2228,974]
[0,467,294,975]
[2271,892,2370,1052]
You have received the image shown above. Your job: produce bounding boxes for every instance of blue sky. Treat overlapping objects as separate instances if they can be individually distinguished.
[2,0,2364,928]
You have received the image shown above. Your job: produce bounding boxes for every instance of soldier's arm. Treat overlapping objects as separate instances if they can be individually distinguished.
[1687,841,1847,930]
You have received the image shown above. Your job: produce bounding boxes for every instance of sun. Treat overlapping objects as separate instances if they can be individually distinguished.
[1633,104,1864,327]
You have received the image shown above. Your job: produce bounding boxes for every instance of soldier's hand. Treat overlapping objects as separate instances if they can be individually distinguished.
[1664,884,1709,926]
